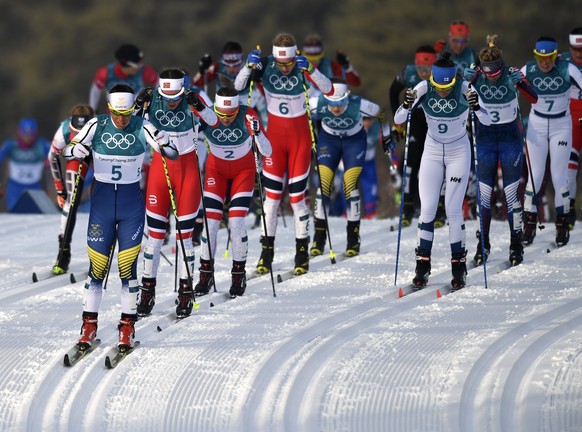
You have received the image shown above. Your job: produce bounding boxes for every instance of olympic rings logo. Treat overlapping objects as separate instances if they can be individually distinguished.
[324,117,354,128]
[212,128,243,142]
[427,98,457,113]
[154,110,187,127]
[269,75,299,91]
[532,76,564,91]
[479,85,508,100]
[101,132,136,150]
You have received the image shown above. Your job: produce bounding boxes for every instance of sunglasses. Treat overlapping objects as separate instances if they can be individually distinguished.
[416,65,432,73]
[451,38,468,44]
[534,52,557,63]
[214,107,239,119]
[108,104,135,117]
[160,92,183,102]
[327,98,348,107]
[276,59,296,67]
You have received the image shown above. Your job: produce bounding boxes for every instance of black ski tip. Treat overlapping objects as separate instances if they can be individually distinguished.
[210,302,215,308]
[546,248,551,253]
[156,326,163,332]
[70,273,76,284]
[105,356,113,369]
[63,354,71,367]
[390,225,395,232]
[32,273,38,283]
[277,274,283,283]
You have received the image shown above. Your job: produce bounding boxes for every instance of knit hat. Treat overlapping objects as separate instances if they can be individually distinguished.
[115,44,143,68]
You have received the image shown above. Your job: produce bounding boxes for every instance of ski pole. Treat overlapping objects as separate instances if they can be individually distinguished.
[247,45,260,106]
[300,61,336,265]
[518,108,545,231]
[223,228,231,258]
[393,109,411,285]
[248,123,277,297]
[102,230,117,291]
[469,103,488,289]
[142,231,173,266]
[191,112,217,293]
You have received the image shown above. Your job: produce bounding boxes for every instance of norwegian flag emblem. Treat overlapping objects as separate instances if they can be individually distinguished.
[278,50,287,56]
[576,37,582,44]
[163,82,170,88]
[224,100,232,106]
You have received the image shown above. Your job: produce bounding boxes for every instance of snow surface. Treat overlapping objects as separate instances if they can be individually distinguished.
[1,212,581,432]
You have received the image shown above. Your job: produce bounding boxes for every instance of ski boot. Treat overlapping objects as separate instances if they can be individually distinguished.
[257,236,275,275]
[229,261,247,297]
[137,277,156,316]
[53,234,71,275]
[118,314,136,351]
[555,214,570,247]
[509,234,524,266]
[402,202,415,227]
[473,231,490,266]
[310,218,327,257]
[294,237,310,275]
[522,211,537,246]
[77,312,98,350]
[194,259,214,295]
[412,249,431,287]
[451,251,467,291]
[176,278,194,318]
[346,220,361,257]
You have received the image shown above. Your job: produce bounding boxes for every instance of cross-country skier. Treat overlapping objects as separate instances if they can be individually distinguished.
[392,52,491,289]
[235,32,333,276]
[48,104,95,274]
[63,84,178,351]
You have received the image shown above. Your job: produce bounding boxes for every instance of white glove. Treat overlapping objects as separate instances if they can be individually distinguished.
[245,114,260,135]
[154,129,170,147]
[71,143,90,159]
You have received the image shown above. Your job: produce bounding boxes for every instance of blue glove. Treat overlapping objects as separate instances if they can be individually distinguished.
[246,50,261,68]
[509,68,523,84]
[295,55,313,72]
[463,67,477,81]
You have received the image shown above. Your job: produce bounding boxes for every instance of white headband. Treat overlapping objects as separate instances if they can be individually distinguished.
[272,45,297,60]
[326,83,350,101]
[215,94,239,112]
[108,92,135,110]
[570,34,582,48]
[158,78,185,98]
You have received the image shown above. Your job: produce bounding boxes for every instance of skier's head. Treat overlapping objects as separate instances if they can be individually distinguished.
[272,33,298,76]
[158,68,186,108]
[324,77,350,116]
[569,28,582,64]
[70,104,95,133]
[108,84,135,128]
[302,33,324,65]
[415,45,437,80]
[430,52,457,94]
[115,44,144,73]
[214,75,239,126]
[221,41,244,74]
[448,20,470,55]
[479,35,504,80]
[534,36,558,73]
[17,118,38,148]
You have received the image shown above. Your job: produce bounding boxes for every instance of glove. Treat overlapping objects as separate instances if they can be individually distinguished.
[403,88,416,109]
[382,134,396,157]
[185,90,205,111]
[466,89,480,111]
[434,39,446,53]
[198,53,212,74]
[509,67,523,85]
[463,67,477,82]
[54,179,67,208]
[295,55,313,73]
[245,114,260,135]
[70,143,91,160]
[246,49,261,68]
[336,50,350,69]
[154,129,169,147]
[391,124,406,141]
[135,87,153,108]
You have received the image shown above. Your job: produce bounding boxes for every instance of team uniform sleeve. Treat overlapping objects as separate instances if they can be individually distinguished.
[359,98,382,118]
[304,68,333,95]
[393,81,426,125]
[62,118,99,160]
[389,71,406,116]
[463,81,492,126]
[142,65,159,87]
[569,63,582,92]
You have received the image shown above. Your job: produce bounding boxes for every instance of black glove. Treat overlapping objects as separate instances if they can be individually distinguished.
[198,53,212,74]
[185,90,205,111]
[336,50,350,69]
[403,89,416,109]
[135,87,153,108]
[466,89,480,111]
[382,134,395,157]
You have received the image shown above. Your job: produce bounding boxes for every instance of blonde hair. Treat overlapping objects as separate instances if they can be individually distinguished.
[479,34,503,62]
[272,32,296,47]
[71,104,95,117]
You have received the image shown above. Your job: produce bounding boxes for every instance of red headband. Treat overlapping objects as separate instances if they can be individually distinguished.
[415,52,437,66]
[449,23,469,38]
